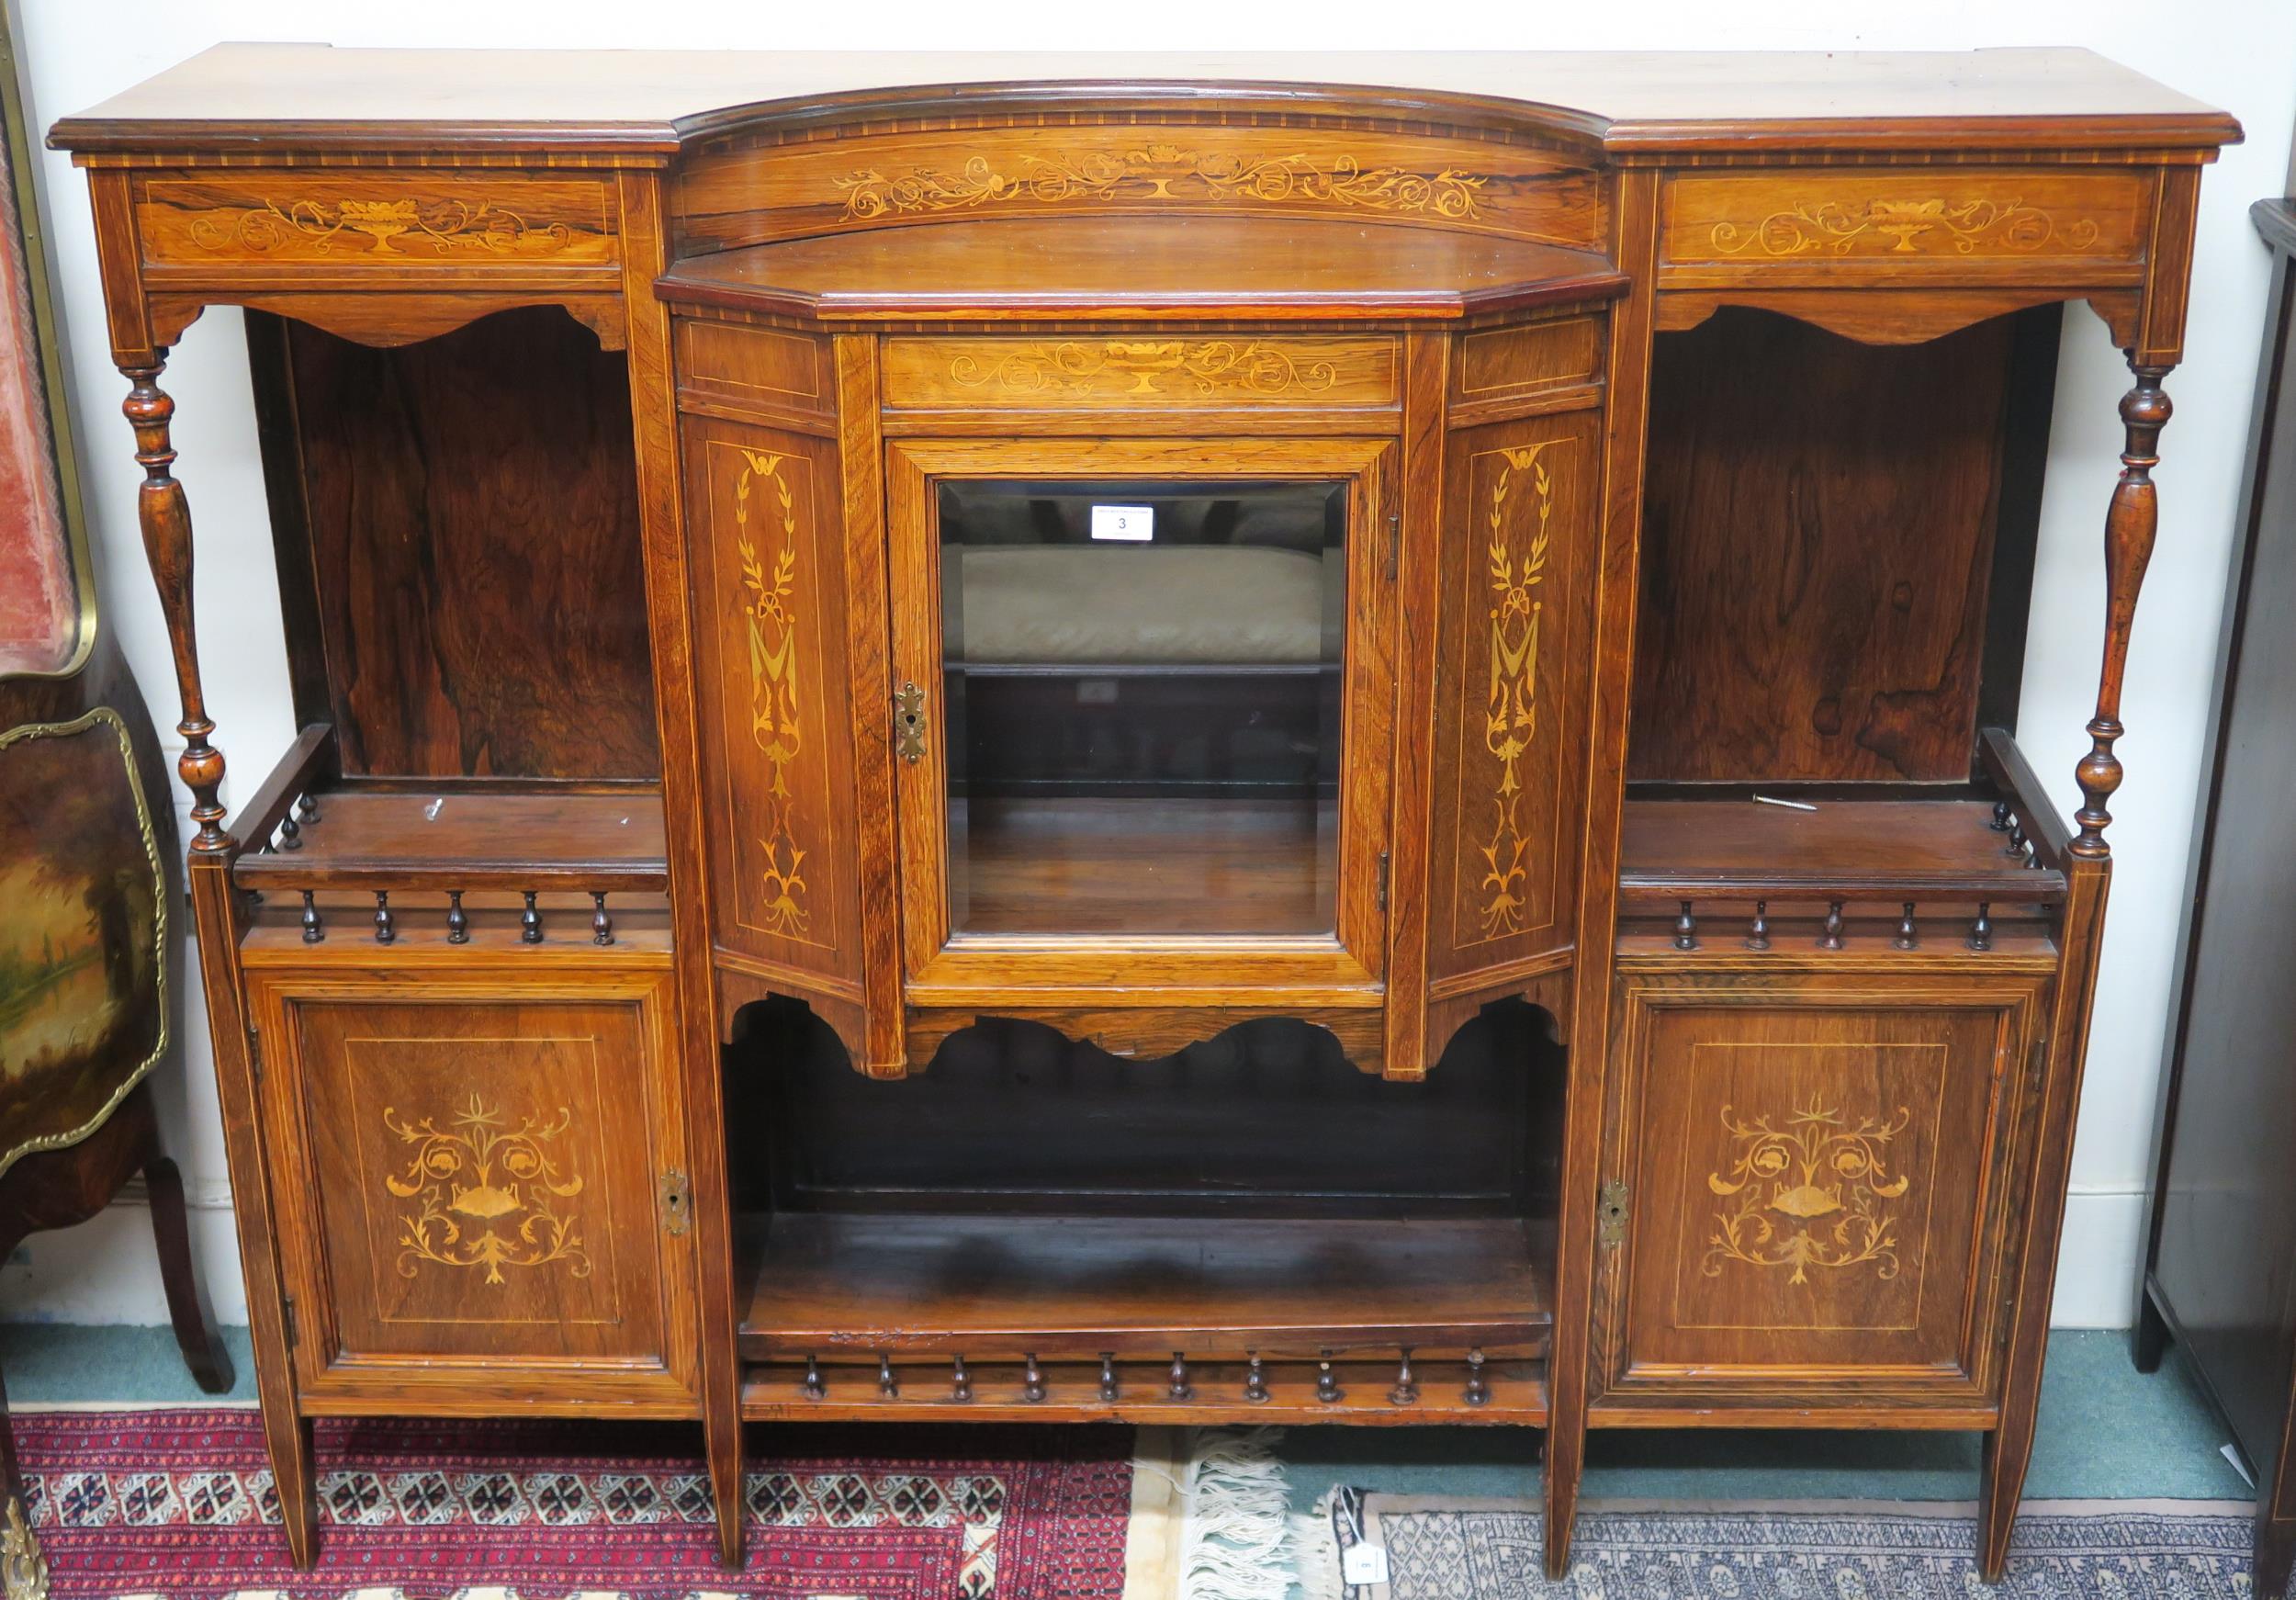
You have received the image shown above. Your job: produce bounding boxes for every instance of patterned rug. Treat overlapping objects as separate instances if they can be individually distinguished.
[1311,1493,2257,1598]
[10,1407,1132,1599]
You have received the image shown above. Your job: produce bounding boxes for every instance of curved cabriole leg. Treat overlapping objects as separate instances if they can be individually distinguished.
[2071,365,2172,860]
[121,359,231,856]
[144,1146,234,1395]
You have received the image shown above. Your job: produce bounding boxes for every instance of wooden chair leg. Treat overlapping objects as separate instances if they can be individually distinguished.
[142,1149,234,1394]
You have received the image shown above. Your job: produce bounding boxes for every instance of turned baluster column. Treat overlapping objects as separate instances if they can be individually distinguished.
[122,359,232,854]
[2072,365,2173,860]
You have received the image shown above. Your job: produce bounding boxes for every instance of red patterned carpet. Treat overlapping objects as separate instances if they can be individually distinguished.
[13,1408,1132,1598]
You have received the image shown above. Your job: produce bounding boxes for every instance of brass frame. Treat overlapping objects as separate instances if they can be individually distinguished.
[0,706,170,1180]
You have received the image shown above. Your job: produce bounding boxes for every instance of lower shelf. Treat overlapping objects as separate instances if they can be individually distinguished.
[950,794,1336,937]
[740,1353,1547,1425]
[737,1211,1552,1360]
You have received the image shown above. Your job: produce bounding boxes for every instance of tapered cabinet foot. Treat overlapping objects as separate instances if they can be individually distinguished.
[1542,1425,1582,1579]
[708,1414,745,1569]
[268,1411,318,1569]
[1975,1425,2037,1583]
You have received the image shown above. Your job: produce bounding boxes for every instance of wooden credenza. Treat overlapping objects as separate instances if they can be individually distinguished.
[49,46,2238,1581]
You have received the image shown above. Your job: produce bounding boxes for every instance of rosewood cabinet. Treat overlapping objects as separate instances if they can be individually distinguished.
[48,46,2238,1583]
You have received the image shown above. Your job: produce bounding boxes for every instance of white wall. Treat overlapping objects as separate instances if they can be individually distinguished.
[6,0,2292,1330]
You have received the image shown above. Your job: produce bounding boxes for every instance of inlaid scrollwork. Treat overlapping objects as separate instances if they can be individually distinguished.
[383,1095,589,1286]
[1703,1099,1913,1285]
[949,339,1341,399]
[1475,444,1554,939]
[186,196,575,255]
[734,449,810,938]
[1710,196,2103,257]
[836,144,1487,221]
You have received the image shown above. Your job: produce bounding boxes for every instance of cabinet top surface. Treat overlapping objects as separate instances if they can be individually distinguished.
[51,43,2238,157]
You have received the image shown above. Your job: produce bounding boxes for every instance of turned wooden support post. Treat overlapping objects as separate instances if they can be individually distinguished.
[123,359,232,854]
[2073,364,2173,860]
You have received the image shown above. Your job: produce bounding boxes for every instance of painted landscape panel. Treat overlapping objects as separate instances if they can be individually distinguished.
[0,712,164,1174]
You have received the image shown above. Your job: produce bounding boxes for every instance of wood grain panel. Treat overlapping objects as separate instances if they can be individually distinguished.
[245,963,694,1407]
[1630,309,2016,783]
[882,334,1400,411]
[673,124,1606,252]
[1602,967,2043,1403]
[1450,317,1603,408]
[674,318,831,418]
[1660,168,2152,279]
[1426,406,1604,987]
[138,170,616,279]
[681,411,860,986]
[275,308,658,780]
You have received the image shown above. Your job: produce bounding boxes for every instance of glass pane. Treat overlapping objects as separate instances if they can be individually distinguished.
[938,478,1345,939]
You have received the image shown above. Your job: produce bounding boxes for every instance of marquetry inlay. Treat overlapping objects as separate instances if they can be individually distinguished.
[834,145,1489,221]
[1702,1098,1913,1285]
[382,1095,590,1286]
[1710,196,2104,257]
[186,196,576,256]
[951,339,1342,399]
[1474,443,1556,940]
[733,448,811,940]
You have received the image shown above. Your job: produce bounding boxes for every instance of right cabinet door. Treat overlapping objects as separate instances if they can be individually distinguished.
[1598,966,2048,1411]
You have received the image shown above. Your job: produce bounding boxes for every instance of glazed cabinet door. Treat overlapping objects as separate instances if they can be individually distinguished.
[1594,966,2047,1414]
[884,435,1398,1007]
[243,958,698,1414]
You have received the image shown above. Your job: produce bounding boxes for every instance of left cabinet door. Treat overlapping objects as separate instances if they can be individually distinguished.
[243,958,698,1414]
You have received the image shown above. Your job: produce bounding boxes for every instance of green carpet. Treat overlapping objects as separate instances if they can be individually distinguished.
[0,1324,2250,1504]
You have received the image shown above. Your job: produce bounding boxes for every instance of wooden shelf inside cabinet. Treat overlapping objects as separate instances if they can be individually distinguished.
[1618,797,2065,907]
[954,794,1334,938]
[737,1212,1552,1360]
[233,789,669,893]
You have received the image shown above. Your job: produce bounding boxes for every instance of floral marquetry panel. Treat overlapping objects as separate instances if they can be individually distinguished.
[243,967,696,1409]
[880,334,1401,413]
[673,124,1608,253]
[1425,409,1601,987]
[134,171,619,281]
[1660,168,2153,282]
[682,413,861,992]
[1601,970,2046,1404]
